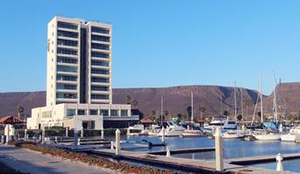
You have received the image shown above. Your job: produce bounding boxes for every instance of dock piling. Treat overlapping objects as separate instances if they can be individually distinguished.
[74,128,78,146]
[127,128,130,139]
[65,127,69,137]
[215,127,224,172]
[81,127,84,138]
[24,129,28,140]
[276,153,283,171]
[162,127,165,143]
[42,128,45,144]
[115,129,120,156]
[77,138,81,146]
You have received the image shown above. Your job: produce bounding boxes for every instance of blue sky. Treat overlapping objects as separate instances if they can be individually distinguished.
[0,0,300,94]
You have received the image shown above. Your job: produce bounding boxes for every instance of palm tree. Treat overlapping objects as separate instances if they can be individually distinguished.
[199,106,206,119]
[125,95,132,105]
[132,99,138,109]
[17,105,24,119]
[186,106,192,120]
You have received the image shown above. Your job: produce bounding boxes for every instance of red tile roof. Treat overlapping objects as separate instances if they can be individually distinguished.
[0,115,25,124]
[139,117,154,124]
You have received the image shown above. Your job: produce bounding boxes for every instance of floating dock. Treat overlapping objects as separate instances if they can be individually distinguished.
[148,147,215,155]
[227,153,300,165]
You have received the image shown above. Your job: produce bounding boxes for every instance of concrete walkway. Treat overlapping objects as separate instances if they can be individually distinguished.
[0,145,116,174]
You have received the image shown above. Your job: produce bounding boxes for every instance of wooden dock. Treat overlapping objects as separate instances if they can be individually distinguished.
[90,149,297,174]
[148,147,215,155]
[226,153,300,165]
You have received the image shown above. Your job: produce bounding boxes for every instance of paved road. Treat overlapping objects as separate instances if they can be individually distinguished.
[0,145,116,174]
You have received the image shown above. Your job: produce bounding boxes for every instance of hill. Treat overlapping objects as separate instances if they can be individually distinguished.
[0,85,260,120]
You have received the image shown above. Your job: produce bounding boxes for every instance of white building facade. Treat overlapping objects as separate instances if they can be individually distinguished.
[27,16,139,130]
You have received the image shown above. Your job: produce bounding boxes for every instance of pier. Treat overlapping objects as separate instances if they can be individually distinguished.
[89,148,296,174]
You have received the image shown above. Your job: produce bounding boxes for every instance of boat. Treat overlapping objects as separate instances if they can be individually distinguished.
[127,124,144,136]
[147,125,161,136]
[223,130,244,139]
[181,129,203,137]
[157,122,186,137]
[204,116,237,131]
[280,134,297,142]
[254,132,280,141]
[280,126,300,142]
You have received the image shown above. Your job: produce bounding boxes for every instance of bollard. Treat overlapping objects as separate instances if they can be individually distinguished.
[276,153,283,171]
[215,127,224,172]
[5,125,9,144]
[77,138,81,146]
[101,129,104,139]
[74,128,78,146]
[111,141,114,149]
[81,127,84,138]
[65,127,69,137]
[166,146,171,157]
[115,129,120,156]
[24,129,28,140]
[162,127,165,143]
[42,129,45,144]
[55,136,58,143]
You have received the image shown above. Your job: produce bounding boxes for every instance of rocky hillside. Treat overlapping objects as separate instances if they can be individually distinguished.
[0,85,260,120]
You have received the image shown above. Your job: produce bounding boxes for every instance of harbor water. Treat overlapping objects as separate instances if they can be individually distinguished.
[125,136,300,173]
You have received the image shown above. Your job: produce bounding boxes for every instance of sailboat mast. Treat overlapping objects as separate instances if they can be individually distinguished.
[160,96,164,125]
[240,88,244,121]
[260,75,264,123]
[234,81,237,118]
[273,74,278,123]
[191,92,194,123]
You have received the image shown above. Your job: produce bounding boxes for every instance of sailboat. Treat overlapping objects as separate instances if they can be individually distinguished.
[182,92,203,137]
[253,74,280,141]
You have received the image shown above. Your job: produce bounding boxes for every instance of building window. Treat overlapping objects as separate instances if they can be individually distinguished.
[91,43,109,50]
[56,84,77,90]
[91,27,110,34]
[57,39,78,47]
[57,75,77,81]
[91,85,109,91]
[57,48,77,55]
[77,109,86,115]
[58,21,78,30]
[91,77,109,83]
[100,109,109,116]
[57,65,78,73]
[91,69,109,75]
[67,109,76,116]
[89,110,98,115]
[57,30,78,38]
[82,121,95,129]
[57,57,78,64]
[56,92,77,99]
[111,109,119,117]
[91,94,109,100]
[91,60,109,67]
[91,35,110,42]
[91,51,109,58]
[121,110,128,117]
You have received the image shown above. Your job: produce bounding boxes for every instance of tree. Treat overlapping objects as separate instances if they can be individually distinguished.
[199,106,206,119]
[186,106,192,119]
[17,105,24,119]
[125,95,132,105]
[132,99,138,109]
[176,113,182,123]
[223,110,229,116]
